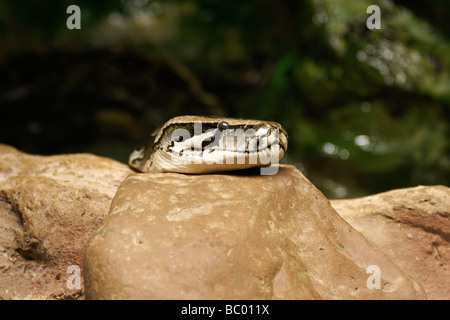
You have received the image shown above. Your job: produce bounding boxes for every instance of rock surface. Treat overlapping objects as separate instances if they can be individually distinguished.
[0,144,132,299]
[2,144,442,300]
[331,186,450,300]
[84,165,426,299]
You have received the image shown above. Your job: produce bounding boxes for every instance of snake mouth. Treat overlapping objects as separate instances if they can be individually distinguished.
[167,125,287,168]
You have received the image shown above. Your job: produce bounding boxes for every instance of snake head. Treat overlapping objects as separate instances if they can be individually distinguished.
[129,116,288,174]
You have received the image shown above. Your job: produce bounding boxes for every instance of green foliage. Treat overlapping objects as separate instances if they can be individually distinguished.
[0,0,448,198]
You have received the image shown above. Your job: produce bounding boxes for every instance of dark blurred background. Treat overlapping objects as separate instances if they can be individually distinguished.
[0,0,448,198]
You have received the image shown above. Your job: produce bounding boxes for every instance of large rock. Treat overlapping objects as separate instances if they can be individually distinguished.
[331,186,450,300]
[84,165,426,299]
[0,144,132,299]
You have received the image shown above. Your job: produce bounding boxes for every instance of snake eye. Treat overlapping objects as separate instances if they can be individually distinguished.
[173,135,183,142]
[218,121,229,131]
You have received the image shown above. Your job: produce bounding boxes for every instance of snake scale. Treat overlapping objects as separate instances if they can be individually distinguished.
[129,115,288,174]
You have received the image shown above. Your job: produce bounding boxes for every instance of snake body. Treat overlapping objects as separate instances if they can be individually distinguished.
[129,115,288,174]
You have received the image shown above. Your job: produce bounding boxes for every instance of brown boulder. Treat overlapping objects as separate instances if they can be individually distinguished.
[0,144,132,299]
[331,186,450,300]
[84,165,425,299]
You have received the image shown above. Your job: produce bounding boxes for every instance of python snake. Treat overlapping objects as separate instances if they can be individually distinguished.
[129,116,288,174]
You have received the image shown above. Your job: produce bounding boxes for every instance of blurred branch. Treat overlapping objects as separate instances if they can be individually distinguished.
[152,46,225,116]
